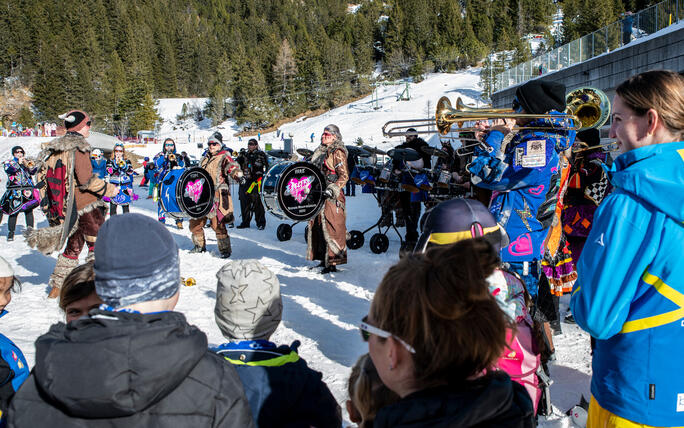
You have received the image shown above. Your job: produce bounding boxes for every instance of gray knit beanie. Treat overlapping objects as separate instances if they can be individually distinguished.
[215,260,282,341]
[323,124,342,141]
[94,213,180,308]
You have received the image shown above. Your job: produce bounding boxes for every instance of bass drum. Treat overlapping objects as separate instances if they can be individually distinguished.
[159,167,215,219]
[261,161,326,221]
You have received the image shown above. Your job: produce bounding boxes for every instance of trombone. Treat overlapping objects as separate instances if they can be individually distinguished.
[382,86,610,138]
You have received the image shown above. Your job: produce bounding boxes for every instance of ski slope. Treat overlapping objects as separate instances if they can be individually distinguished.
[0,70,591,426]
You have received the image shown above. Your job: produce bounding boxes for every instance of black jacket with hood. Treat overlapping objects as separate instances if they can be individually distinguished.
[373,372,535,428]
[7,310,255,428]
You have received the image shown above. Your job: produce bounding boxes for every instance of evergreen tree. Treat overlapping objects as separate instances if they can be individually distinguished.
[129,92,160,135]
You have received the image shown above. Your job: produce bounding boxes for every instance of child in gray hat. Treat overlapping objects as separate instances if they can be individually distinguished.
[8,214,254,428]
[212,259,342,428]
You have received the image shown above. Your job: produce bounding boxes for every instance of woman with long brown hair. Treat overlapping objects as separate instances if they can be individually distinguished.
[570,70,684,427]
[360,239,535,427]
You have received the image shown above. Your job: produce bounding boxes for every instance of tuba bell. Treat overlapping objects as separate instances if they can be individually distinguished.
[565,87,611,131]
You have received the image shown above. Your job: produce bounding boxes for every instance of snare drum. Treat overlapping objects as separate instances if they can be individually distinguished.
[159,167,215,219]
[261,161,326,221]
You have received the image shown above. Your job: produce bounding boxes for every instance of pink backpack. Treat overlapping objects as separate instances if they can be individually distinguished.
[487,269,542,413]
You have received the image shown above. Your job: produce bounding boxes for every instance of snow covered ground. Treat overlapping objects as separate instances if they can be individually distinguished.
[0,70,591,426]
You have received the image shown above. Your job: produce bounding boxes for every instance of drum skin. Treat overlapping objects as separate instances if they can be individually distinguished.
[261,161,326,221]
[159,167,215,219]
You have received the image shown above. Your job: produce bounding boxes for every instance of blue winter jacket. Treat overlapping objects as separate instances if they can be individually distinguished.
[570,141,684,426]
[0,310,29,423]
[468,114,574,264]
[212,340,341,428]
[90,159,107,179]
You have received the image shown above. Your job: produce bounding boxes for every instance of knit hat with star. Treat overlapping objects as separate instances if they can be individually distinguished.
[215,259,282,341]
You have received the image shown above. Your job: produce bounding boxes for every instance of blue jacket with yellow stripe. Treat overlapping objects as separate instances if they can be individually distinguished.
[570,141,684,426]
[212,340,341,428]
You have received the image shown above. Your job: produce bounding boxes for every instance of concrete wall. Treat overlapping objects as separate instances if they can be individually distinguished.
[491,27,684,109]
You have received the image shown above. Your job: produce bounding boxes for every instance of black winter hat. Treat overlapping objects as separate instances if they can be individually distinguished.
[414,198,509,254]
[212,131,223,143]
[576,128,600,147]
[515,80,566,114]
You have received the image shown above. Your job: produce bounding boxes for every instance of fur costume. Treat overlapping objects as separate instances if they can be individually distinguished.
[24,133,106,255]
[307,140,349,266]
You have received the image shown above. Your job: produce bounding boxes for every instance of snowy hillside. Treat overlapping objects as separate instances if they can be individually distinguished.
[0,70,591,426]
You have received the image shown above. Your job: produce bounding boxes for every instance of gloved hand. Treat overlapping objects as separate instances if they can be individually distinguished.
[239,176,246,185]
[324,188,335,199]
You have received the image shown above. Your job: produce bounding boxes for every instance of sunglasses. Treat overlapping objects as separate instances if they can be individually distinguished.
[114,149,124,153]
[322,132,333,137]
[14,151,24,155]
[208,142,220,146]
[359,315,416,353]
[165,144,174,147]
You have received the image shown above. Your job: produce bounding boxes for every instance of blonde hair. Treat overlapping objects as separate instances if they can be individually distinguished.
[347,354,399,427]
[616,70,684,139]
[370,239,511,387]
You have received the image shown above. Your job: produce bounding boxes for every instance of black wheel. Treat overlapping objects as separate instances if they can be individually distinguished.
[369,233,389,254]
[276,224,292,241]
[304,225,309,243]
[347,230,364,250]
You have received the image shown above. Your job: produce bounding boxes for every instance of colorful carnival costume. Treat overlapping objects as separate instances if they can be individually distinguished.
[153,143,184,227]
[306,125,349,273]
[106,157,136,215]
[2,148,38,241]
[25,111,114,297]
[188,135,242,258]
[468,115,574,298]
[571,141,684,427]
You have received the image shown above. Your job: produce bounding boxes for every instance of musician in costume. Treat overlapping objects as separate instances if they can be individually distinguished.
[2,146,38,241]
[153,138,184,229]
[25,110,119,298]
[90,149,107,179]
[188,133,243,258]
[467,81,575,303]
[106,143,137,216]
[236,138,269,230]
[394,128,431,251]
[307,124,349,274]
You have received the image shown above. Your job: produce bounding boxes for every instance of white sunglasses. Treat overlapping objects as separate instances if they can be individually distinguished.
[360,316,416,354]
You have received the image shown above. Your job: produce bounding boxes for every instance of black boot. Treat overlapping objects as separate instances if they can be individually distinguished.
[321,265,337,274]
[217,237,232,259]
[7,231,14,242]
[236,223,249,229]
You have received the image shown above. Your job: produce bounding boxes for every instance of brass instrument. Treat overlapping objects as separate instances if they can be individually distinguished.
[167,153,177,163]
[383,86,611,138]
[572,141,619,154]
[565,87,611,131]
[117,160,126,168]
[181,277,196,287]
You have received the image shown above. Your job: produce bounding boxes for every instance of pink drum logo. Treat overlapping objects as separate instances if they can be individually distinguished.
[184,179,205,203]
[286,176,312,203]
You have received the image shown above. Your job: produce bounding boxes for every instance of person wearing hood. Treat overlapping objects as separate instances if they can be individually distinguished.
[570,70,684,428]
[211,259,341,427]
[2,146,38,241]
[467,81,575,303]
[7,213,254,427]
[153,138,184,229]
[0,257,29,421]
[25,111,119,298]
[188,132,243,258]
[361,239,534,427]
[307,124,349,274]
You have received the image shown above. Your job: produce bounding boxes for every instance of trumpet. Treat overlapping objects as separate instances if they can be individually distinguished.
[181,277,196,287]
[117,160,126,168]
[167,153,177,163]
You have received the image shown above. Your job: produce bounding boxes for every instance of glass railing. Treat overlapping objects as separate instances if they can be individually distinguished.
[493,0,683,92]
